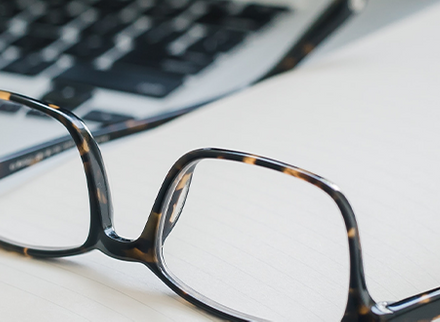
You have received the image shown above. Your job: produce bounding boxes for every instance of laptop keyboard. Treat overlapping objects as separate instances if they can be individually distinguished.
[0,0,288,126]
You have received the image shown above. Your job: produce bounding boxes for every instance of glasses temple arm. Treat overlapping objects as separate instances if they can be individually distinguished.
[0,134,74,180]
[379,287,440,321]
[0,107,192,180]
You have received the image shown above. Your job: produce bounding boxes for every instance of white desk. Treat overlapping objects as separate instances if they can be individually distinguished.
[1,2,440,321]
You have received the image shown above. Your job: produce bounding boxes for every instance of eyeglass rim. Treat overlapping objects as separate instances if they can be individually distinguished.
[148,147,373,321]
[0,90,439,321]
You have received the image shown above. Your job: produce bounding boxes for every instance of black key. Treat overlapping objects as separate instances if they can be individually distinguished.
[44,0,69,8]
[196,1,232,25]
[81,13,128,37]
[214,16,259,31]
[233,4,288,30]
[65,34,114,61]
[161,49,213,73]
[145,0,192,18]
[182,49,213,63]
[187,27,246,54]
[34,7,75,26]
[3,54,53,75]
[0,2,20,19]
[197,3,286,31]
[27,22,62,39]
[41,81,94,110]
[119,47,213,75]
[160,54,212,74]
[83,110,133,126]
[56,63,184,97]
[0,101,21,113]
[12,35,57,53]
[118,26,186,67]
[118,48,166,67]
[240,4,287,21]
[139,21,184,46]
[92,0,131,14]
[0,18,9,34]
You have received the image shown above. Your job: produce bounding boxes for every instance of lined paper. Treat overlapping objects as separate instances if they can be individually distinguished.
[1,2,440,320]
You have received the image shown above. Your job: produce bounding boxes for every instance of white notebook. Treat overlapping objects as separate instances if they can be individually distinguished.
[1,2,440,321]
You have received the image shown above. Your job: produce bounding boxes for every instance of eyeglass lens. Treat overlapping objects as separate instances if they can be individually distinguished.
[158,159,350,321]
[0,98,89,249]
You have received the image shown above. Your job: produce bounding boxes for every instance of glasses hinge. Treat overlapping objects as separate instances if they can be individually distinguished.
[371,301,394,316]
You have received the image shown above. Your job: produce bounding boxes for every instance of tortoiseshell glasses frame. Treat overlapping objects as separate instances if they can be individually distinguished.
[1,90,440,322]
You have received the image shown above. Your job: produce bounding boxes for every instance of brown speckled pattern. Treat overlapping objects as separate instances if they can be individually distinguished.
[1,90,440,321]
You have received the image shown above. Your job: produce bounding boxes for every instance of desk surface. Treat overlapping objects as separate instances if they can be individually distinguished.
[1,1,440,321]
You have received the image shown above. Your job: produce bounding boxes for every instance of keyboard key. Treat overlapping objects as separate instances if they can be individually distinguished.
[118,25,187,67]
[27,22,62,39]
[65,34,114,61]
[239,4,287,22]
[187,27,246,54]
[139,21,185,46]
[81,13,129,38]
[44,0,70,8]
[56,63,184,97]
[118,49,163,68]
[196,1,232,25]
[214,16,259,31]
[145,0,192,18]
[83,110,134,125]
[0,101,21,113]
[231,4,288,30]
[33,1,86,27]
[0,2,20,19]
[92,0,131,15]
[160,54,212,74]
[12,35,57,53]
[3,54,54,75]
[119,44,213,75]
[41,81,94,111]
[197,3,287,31]
[0,18,9,33]
[34,7,76,26]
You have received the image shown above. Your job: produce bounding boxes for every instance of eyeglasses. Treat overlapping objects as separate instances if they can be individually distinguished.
[1,90,440,321]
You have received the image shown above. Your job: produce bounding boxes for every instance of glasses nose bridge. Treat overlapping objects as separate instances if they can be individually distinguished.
[81,133,161,264]
[93,226,158,265]
[95,227,136,259]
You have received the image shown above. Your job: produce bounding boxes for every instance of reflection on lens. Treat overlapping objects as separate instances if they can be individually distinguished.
[159,159,349,321]
[0,99,90,249]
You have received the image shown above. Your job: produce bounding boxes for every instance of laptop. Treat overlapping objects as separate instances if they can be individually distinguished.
[0,0,359,160]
